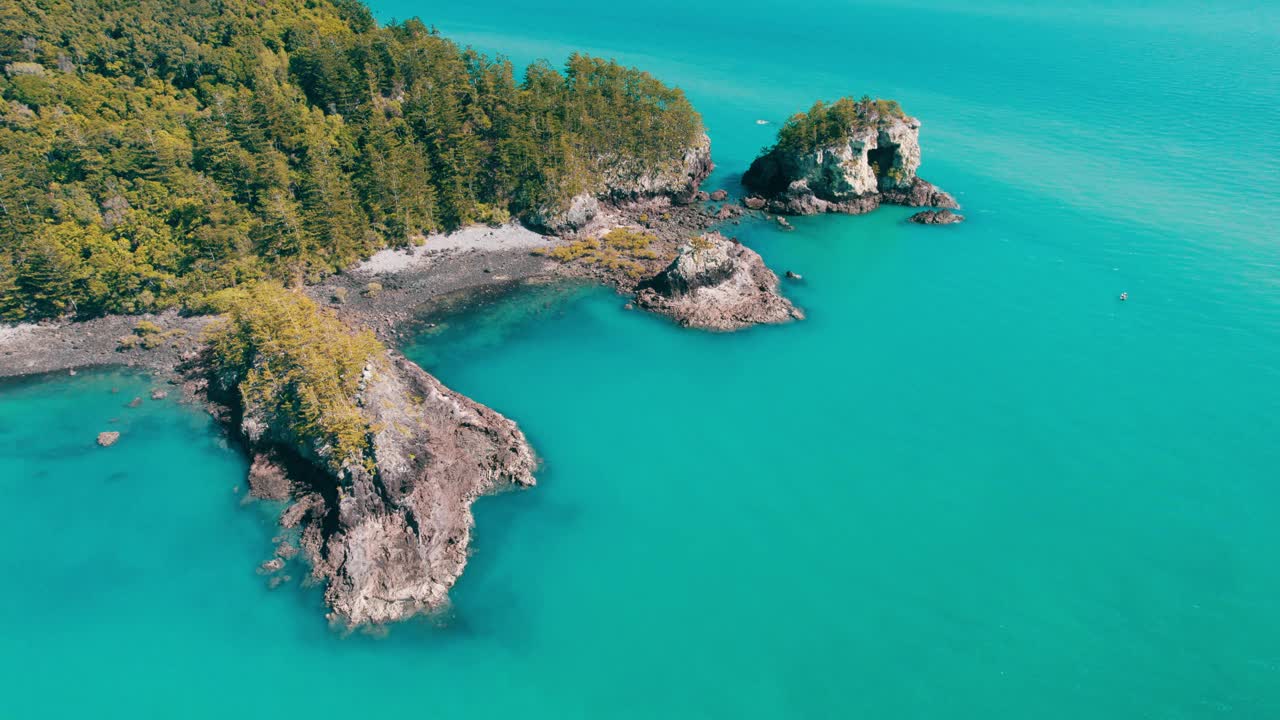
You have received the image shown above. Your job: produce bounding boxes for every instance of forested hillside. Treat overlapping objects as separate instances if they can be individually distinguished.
[0,0,702,320]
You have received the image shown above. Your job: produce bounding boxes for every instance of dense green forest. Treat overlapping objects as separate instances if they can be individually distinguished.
[0,0,702,321]
[772,96,905,154]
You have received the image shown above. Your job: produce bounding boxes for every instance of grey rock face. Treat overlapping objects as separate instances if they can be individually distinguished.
[742,114,956,216]
[635,232,803,331]
[907,208,965,225]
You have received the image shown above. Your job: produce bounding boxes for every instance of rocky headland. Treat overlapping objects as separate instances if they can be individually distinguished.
[741,97,960,220]
[200,306,536,626]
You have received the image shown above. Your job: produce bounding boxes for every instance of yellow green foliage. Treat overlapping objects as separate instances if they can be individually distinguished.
[0,0,703,320]
[117,320,185,350]
[203,283,383,474]
[689,235,715,253]
[536,227,659,278]
[775,96,906,153]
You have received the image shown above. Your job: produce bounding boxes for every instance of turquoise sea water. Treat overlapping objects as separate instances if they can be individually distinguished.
[4,1,1280,717]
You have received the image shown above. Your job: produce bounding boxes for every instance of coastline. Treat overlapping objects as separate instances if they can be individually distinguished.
[0,201,781,627]
[0,225,570,380]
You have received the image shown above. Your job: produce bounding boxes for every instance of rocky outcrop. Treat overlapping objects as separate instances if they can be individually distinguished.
[907,209,965,225]
[247,452,292,500]
[635,232,803,331]
[530,133,713,233]
[742,108,956,216]
[97,431,120,447]
[212,351,537,628]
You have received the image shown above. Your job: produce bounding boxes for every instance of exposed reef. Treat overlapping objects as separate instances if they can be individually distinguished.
[742,98,957,217]
[635,232,803,331]
[908,209,965,225]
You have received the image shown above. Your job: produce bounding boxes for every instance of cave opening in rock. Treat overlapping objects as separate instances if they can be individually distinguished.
[867,144,899,181]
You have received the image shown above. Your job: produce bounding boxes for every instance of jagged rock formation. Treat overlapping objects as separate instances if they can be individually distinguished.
[742,100,957,216]
[532,133,714,232]
[635,232,803,331]
[212,351,536,627]
[908,209,965,225]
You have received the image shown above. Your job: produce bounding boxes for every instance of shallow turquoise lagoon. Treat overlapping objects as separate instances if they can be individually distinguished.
[3,1,1280,717]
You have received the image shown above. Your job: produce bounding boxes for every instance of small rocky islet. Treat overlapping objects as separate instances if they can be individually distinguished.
[741,97,961,222]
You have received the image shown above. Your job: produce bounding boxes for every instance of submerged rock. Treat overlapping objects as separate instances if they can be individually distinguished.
[96,431,120,447]
[907,208,965,225]
[785,270,804,281]
[742,99,957,216]
[634,232,803,331]
[247,452,292,501]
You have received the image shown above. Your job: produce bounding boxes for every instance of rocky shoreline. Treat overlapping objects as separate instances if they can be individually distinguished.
[0,312,211,382]
[0,102,959,627]
[0,194,800,628]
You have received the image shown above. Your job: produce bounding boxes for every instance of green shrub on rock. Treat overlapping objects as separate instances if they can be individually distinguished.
[204,283,384,474]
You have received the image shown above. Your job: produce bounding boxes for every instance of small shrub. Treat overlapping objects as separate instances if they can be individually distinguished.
[132,320,163,336]
[331,287,348,304]
[362,282,383,298]
[689,236,715,253]
[116,335,138,351]
[534,227,658,278]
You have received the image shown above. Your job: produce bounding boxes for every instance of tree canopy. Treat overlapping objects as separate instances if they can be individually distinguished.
[204,282,382,473]
[0,0,702,320]
[772,96,906,154]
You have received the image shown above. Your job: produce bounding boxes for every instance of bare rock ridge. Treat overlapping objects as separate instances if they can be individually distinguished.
[741,100,959,219]
[210,350,536,628]
[635,232,803,331]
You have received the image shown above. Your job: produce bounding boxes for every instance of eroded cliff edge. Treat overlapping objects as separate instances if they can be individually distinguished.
[198,284,536,628]
[742,97,959,218]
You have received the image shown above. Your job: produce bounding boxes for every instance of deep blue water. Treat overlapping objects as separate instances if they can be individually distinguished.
[3,1,1279,717]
